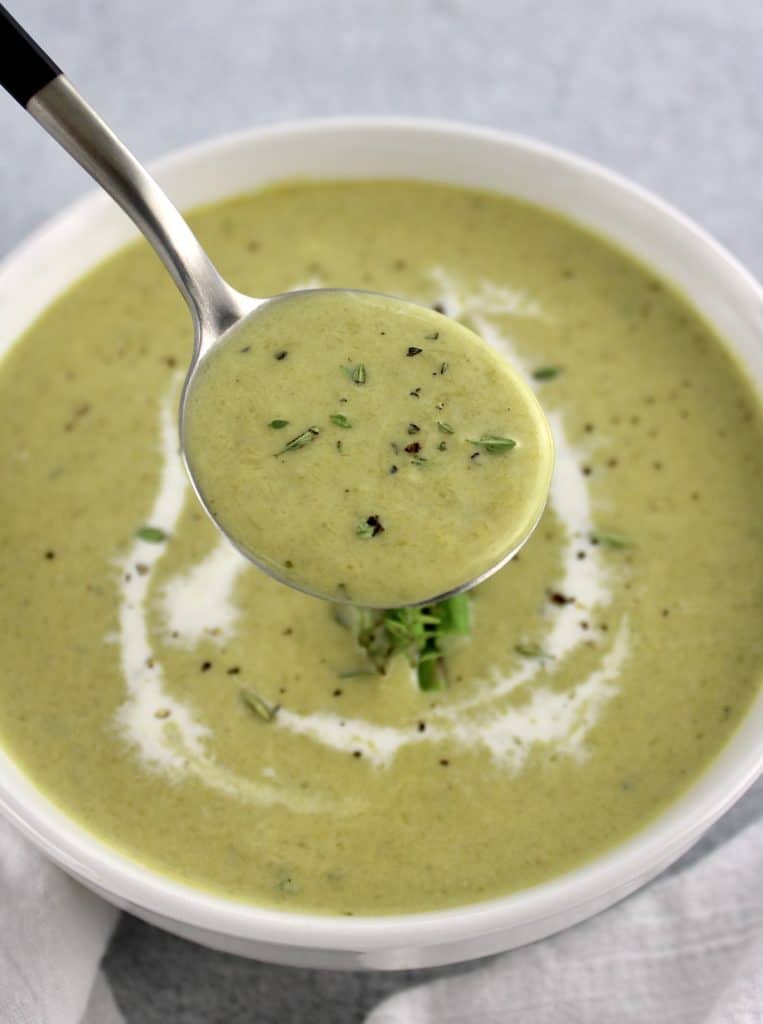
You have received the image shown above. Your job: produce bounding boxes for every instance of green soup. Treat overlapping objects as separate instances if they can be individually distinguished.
[0,180,760,915]
[183,289,554,606]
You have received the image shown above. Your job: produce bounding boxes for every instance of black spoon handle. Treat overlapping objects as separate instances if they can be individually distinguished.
[0,4,61,106]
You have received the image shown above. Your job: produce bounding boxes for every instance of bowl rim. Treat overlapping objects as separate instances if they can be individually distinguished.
[0,115,761,952]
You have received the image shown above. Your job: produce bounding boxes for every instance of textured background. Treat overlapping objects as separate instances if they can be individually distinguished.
[1,0,761,1020]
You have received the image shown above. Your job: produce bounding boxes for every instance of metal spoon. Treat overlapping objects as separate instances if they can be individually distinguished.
[1,7,550,607]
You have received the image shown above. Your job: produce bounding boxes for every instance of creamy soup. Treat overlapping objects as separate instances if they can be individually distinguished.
[0,180,760,915]
[183,290,554,606]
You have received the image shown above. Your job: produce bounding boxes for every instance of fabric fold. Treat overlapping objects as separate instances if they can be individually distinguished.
[366,819,763,1024]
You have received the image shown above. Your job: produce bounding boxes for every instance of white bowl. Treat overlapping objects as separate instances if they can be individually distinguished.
[0,119,761,970]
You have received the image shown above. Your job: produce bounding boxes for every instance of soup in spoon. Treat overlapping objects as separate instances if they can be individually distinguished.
[182,288,554,607]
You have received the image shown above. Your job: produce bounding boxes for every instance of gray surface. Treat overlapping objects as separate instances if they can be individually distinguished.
[1,0,761,1020]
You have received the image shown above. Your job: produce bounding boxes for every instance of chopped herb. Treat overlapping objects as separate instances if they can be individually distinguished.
[136,526,168,543]
[440,361,448,375]
[407,423,421,434]
[389,464,399,474]
[418,657,446,691]
[356,515,384,539]
[339,363,367,384]
[437,441,448,451]
[332,593,471,691]
[590,530,632,549]
[437,592,471,635]
[467,434,517,453]
[410,455,429,466]
[338,669,378,679]
[330,413,352,429]
[404,441,421,454]
[437,421,455,434]
[275,350,288,361]
[268,419,289,430]
[515,642,551,659]
[275,426,320,455]
[533,366,562,380]
[277,870,297,893]
[240,687,279,722]
[406,346,423,357]
[410,387,422,398]
[425,331,440,340]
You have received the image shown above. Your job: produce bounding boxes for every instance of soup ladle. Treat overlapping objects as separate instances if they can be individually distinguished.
[1,6,552,608]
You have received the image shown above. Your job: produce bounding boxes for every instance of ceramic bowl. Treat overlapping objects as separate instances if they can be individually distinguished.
[0,118,761,969]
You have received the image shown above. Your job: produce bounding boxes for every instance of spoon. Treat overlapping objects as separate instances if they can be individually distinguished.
[1,7,552,608]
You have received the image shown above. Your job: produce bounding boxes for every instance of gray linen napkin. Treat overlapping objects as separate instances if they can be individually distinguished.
[0,818,123,1024]
[367,819,763,1024]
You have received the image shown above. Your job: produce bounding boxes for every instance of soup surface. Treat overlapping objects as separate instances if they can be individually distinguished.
[0,180,760,914]
[183,289,553,606]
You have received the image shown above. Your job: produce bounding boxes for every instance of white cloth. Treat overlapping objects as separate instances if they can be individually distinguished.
[367,820,763,1024]
[1,816,760,1023]
[0,818,123,1024]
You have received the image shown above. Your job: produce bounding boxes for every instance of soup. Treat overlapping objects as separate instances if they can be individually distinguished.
[183,289,553,606]
[0,180,760,914]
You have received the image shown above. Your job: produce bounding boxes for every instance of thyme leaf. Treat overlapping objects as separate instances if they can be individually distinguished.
[467,435,517,453]
[590,530,632,549]
[515,642,551,659]
[330,413,352,429]
[275,426,320,455]
[136,526,168,543]
[240,687,279,722]
[356,515,384,539]
[339,363,367,384]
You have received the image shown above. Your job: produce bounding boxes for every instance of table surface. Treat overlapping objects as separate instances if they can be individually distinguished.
[1,0,761,1020]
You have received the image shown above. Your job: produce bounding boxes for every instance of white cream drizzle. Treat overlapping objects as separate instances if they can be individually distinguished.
[159,540,246,648]
[113,274,630,795]
[429,266,549,321]
[113,390,335,812]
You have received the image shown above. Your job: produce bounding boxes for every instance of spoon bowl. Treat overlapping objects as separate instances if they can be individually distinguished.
[180,286,553,608]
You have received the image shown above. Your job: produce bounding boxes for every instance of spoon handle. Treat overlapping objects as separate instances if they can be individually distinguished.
[0,4,250,345]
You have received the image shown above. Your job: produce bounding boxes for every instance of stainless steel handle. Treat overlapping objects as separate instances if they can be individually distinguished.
[28,77,247,345]
[0,4,249,347]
